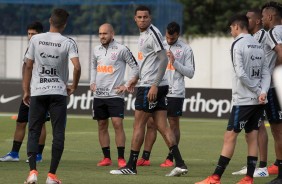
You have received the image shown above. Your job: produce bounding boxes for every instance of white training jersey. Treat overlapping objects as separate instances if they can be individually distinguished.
[90,39,139,98]
[26,32,79,96]
[264,25,282,88]
[231,33,270,105]
[137,24,168,87]
[253,29,267,45]
[165,39,195,98]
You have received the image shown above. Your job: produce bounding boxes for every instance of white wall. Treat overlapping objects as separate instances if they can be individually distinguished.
[0,35,234,89]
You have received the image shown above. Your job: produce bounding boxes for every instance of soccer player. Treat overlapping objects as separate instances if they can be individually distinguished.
[90,23,139,168]
[110,5,188,176]
[273,65,282,107]
[195,14,270,184]
[0,21,47,163]
[136,21,195,167]
[261,2,282,184]
[23,8,81,184]
[232,8,270,177]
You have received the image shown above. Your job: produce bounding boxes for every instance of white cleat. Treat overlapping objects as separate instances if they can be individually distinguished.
[0,152,19,162]
[110,167,137,175]
[46,173,62,184]
[232,166,247,175]
[165,166,188,177]
[253,167,269,177]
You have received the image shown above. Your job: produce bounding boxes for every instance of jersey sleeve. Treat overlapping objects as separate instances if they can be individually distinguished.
[25,37,35,61]
[150,27,165,53]
[267,28,282,50]
[68,38,79,59]
[90,49,97,85]
[173,46,195,79]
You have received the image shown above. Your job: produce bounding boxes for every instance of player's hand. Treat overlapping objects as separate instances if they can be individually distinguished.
[258,93,267,104]
[90,83,96,92]
[67,85,76,96]
[126,77,138,93]
[167,50,175,64]
[115,85,127,94]
[23,92,30,106]
[147,85,158,102]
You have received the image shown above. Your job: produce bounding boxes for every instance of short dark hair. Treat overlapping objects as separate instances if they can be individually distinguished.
[166,21,180,35]
[228,14,249,29]
[248,8,262,19]
[50,8,69,28]
[261,1,282,17]
[27,21,43,33]
[135,5,151,15]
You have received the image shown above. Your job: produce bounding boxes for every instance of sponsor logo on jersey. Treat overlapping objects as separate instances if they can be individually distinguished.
[40,78,60,83]
[97,65,114,74]
[247,45,262,49]
[250,55,262,61]
[39,41,61,47]
[138,52,143,61]
[39,65,59,77]
[95,88,110,96]
[166,61,175,70]
[139,38,144,47]
[40,52,59,59]
[250,66,261,78]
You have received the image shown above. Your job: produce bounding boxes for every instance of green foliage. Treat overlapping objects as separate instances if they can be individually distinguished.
[178,0,282,36]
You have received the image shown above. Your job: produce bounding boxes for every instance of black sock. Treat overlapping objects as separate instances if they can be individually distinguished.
[102,147,111,159]
[166,151,173,162]
[141,150,151,160]
[275,159,279,166]
[126,150,139,170]
[213,155,230,178]
[49,147,63,174]
[38,144,45,155]
[259,161,267,168]
[246,156,258,178]
[117,147,125,159]
[28,152,37,171]
[11,141,22,153]
[277,159,282,178]
[169,145,184,167]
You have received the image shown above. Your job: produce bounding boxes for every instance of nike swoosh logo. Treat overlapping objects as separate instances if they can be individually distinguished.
[0,94,21,103]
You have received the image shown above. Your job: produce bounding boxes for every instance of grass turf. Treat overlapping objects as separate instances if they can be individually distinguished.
[0,114,277,184]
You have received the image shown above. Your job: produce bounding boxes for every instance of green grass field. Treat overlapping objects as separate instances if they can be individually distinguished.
[0,114,277,184]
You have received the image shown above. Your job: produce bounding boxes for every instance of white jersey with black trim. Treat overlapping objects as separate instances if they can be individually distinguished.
[231,33,270,105]
[253,29,267,45]
[265,25,282,87]
[25,32,79,96]
[90,39,139,98]
[165,39,195,98]
[137,24,168,87]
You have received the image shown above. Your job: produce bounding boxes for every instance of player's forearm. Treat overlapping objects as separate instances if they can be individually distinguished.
[173,61,195,79]
[22,64,32,93]
[72,66,81,89]
[153,50,168,86]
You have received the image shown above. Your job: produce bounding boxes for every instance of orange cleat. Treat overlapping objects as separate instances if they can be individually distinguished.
[195,175,221,184]
[136,158,150,166]
[118,158,126,168]
[267,164,278,175]
[160,159,174,167]
[46,173,62,184]
[97,157,112,166]
[24,170,38,184]
[236,176,254,184]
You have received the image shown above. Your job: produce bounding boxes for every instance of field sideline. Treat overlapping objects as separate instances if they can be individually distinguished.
[0,114,277,184]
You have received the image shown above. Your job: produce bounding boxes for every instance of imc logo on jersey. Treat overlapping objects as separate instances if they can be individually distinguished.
[166,61,175,70]
[38,65,59,76]
[174,49,183,58]
[40,52,59,59]
[110,52,118,61]
[97,65,114,74]
[250,55,262,61]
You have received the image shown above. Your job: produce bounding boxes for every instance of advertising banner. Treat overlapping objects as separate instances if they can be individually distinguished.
[0,80,232,119]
